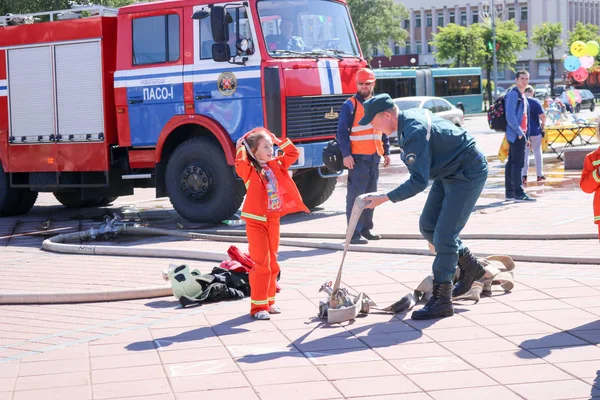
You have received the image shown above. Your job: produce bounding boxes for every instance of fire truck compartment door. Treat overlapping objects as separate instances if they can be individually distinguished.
[8,46,55,144]
[54,41,105,143]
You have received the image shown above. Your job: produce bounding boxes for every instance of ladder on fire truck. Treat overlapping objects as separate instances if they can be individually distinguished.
[0,5,117,26]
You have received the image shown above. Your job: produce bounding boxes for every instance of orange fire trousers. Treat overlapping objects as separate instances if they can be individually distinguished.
[246,213,280,315]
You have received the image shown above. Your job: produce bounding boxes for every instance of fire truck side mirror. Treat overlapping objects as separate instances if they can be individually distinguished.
[210,6,229,43]
[212,43,231,62]
[191,10,210,20]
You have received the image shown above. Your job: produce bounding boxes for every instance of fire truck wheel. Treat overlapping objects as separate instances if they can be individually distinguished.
[6,190,38,216]
[54,191,106,208]
[96,197,118,207]
[0,164,35,216]
[293,168,337,209]
[165,137,244,223]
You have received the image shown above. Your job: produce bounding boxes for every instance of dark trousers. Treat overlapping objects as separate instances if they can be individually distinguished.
[346,155,379,237]
[419,153,488,283]
[505,136,526,198]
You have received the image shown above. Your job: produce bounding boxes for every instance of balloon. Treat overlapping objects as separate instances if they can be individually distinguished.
[573,67,589,82]
[571,40,588,57]
[564,55,581,72]
[586,40,600,57]
[580,55,595,69]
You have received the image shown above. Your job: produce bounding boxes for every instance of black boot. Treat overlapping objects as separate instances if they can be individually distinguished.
[411,283,454,320]
[453,248,486,298]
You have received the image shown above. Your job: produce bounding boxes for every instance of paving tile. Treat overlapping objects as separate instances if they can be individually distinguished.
[529,345,600,363]
[349,394,431,400]
[218,330,290,346]
[403,314,477,330]
[245,365,325,386]
[423,326,498,342]
[17,357,89,377]
[389,355,473,375]
[374,342,452,360]
[0,393,13,400]
[0,377,14,392]
[19,344,89,363]
[460,350,544,369]
[493,290,552,303]
[356,331,431,348]
[0,362,18,378]
[507,299,575,312]
[332,375,421,397]
[13,385,90,400]
[176,388,258,400]
[254,381,341,400]
[106,395,175,400]
[15,371,89,391]
[569,329,600,345]
[556,360,600,379]
[235,351,313,371]
[483,363,572,384]
[92,364,167,384]
[158,346,231,364]
[539,287,600,299]
[517,278,586,289]
[345,320,416,336]
[509,332,590,349]
[484,321,560,337]
[91,352,161,370]
[429,385,523,400]
[441,337,519,355]
[304,348,382,366]
[169,371,249,392]
[508,379,595,400]
[461,311,538,326]
[93,377,171,399]
[407,369,497,391]
[293,336,368,353]
[318,360,398,380]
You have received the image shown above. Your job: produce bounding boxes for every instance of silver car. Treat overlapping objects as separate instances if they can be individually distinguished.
[393,96,465,127]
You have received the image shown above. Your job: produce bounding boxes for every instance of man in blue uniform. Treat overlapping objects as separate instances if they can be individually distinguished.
[336,68,390,245]
[361,94,488,320]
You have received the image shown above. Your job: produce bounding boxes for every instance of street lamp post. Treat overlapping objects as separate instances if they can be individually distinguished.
[491,0,498,99]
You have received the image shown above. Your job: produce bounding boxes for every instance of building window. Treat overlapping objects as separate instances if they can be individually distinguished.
[394,43,401,55]
[405,43,411,54]
[508,6,515,20]
[373,47,379,56]
[415,14,421,27]
[426,13,432,27]
[460,10,467,25]
[416,40,422,54]
[404,19,410,29]
[515,61,528,72]
[428,42,433,53]
[132,15,180,65]
[520,6,528,21]
[449,11,455,24]
[472,9,478,23]
[438,13,444,27]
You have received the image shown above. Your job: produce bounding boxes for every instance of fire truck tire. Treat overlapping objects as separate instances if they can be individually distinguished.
[165,137,244,223]
[7,190,38,216]
[0,164,33,216]
[293,169,337,209]
[97,197,118,207]
[54,191,106,208]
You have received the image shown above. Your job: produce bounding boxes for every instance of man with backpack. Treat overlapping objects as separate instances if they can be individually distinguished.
[504,70,536,202]
[336,68,390,245]
[360,93,488,320]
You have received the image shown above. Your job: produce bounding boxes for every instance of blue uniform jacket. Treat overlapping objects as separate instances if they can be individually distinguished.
[504,87,529,143]
[387,108,478,203]
[336,93,390,158]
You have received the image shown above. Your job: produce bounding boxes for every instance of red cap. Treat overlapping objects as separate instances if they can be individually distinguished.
[355,68,375,83]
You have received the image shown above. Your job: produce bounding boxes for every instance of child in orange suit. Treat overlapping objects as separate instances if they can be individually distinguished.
[235,128,309,320]
[580,124,600,241]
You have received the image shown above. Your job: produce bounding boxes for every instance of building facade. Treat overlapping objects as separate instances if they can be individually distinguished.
[377,0,600,87]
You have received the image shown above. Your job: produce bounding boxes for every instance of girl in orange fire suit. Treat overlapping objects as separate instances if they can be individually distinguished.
[235,128,309,320]
[580,125,600,241]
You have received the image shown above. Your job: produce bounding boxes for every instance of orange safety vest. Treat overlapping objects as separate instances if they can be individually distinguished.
[349,97,384,156]
[580,146,600,238]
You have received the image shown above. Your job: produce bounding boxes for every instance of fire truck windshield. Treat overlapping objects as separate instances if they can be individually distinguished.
[257,0,360,58]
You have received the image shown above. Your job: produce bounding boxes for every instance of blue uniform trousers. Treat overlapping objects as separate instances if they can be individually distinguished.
[346,154,379,237]
[419,153,488,283]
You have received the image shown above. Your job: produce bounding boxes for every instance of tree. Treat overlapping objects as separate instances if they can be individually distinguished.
[431,23,485,67]
[471,19,527,105]
[532,22,562,97]
[1,0,135,15]
[568,21,600,48]
[347,0,409,59]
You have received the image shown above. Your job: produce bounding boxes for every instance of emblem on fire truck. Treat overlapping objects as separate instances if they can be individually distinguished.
[324,107,339,120]
[217,72,237,96]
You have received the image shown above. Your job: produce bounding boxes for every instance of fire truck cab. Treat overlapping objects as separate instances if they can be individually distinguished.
[0,1,366,222]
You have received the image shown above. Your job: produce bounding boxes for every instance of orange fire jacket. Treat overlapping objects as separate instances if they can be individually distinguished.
[235,138,309,222]
[580,146,600,236]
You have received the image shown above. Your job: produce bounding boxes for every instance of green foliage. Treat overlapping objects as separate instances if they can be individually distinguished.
[347,0,409,59]
[568,21,600,48]
[531,22,562,96]
[430,23,485,67]
[471,19,527,104]
[0,0,135,15]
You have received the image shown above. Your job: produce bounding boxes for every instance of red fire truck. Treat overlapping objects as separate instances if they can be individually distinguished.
[0,1,366,222]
